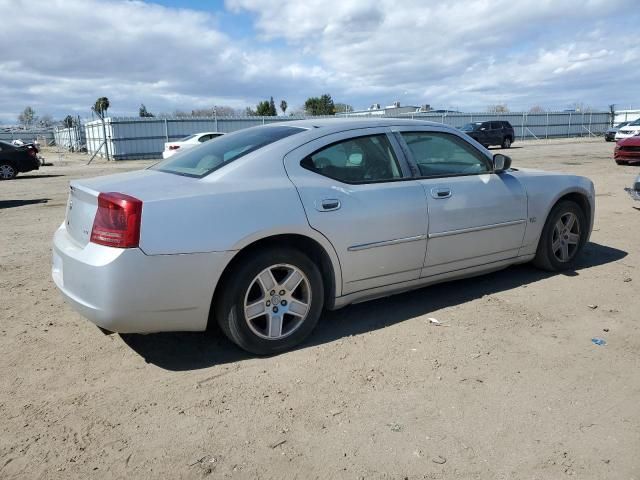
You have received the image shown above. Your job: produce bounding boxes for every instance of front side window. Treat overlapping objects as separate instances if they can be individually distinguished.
[153,125,304,177]
[400,132,491,177]
[301,134,402,184]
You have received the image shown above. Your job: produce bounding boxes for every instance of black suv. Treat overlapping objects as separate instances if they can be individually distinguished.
[459,121,515,149]
[0,141,41,179]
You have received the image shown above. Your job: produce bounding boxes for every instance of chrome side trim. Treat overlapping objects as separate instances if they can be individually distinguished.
[428,219,526,239]
[347,234,427,252]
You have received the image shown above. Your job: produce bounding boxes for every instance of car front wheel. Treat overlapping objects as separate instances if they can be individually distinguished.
[0,162,17,180]
[533,200,587,271]
[216,248,324,355]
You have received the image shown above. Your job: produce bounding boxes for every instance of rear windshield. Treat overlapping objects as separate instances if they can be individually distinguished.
[631,118,640,126]
[460,123,482,131]
[152,125,305,178]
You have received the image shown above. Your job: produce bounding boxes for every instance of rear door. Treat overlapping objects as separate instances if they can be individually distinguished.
[490,122,503,145]
[284,127,428,294]
[393,127,527,277]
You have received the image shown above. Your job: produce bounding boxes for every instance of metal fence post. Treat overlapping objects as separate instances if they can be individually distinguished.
[567,112,572,138]
[100,116,110,161]
[521,113,526,140]
[164,118,169,142]
[545,112,549,140]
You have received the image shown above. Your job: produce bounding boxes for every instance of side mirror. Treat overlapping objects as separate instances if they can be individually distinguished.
[493,153,512,173]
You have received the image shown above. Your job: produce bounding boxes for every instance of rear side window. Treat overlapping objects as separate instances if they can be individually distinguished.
[301,134,402,184]
[401,132,490,177]
[490,122,502,130]
[153,125,304,177]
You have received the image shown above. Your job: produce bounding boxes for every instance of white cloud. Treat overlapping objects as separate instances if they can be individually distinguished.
[0,0,638,123]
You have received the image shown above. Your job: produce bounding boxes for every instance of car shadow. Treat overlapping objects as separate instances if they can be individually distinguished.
[15,174,64,179]
[0,198,50,209]
[120,242,626,371]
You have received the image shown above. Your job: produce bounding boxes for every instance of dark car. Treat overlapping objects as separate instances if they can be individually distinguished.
[459,121,515,149]
[0,140,41,179]
[605,121,631,142]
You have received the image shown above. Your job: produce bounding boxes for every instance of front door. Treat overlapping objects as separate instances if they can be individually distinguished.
[394,128,527,277]
[284,128,428,295]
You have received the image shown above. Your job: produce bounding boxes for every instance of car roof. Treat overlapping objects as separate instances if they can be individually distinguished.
[279,117,444,133]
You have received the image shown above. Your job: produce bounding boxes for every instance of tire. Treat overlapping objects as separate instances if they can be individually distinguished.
[0,162,17,180]
[533,200,587,271]
[215,248,324,355]
[501,137,512,149]
[615,160,626,165]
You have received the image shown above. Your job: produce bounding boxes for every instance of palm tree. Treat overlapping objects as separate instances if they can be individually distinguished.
[93,97,110,117]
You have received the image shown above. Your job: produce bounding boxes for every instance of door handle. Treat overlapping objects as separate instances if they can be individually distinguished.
[430,187,452,199]
[317,199,341,211]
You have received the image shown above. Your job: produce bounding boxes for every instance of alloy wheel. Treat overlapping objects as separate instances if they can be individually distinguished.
[243,264,312,340]
[0,164,16,179]
[551,212,580,262]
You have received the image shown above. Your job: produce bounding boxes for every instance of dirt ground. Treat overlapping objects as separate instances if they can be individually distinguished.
[1,137,639,479]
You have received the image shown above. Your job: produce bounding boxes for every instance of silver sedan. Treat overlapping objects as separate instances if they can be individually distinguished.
[52,119,595,354]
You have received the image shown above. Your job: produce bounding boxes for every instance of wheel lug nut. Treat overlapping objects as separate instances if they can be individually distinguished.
[270,290,275,296]
[272,307,278,313]
[279,290,285,296]
[266,301,270,306]
[281,300,287,306]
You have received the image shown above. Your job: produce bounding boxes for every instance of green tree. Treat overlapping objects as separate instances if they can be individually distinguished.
[255,98,277,116]
[255,100,270,116]
[304,94,335,116]
[93,97,110,116]
[269,97,277,116]
[139,104,154,117]
[280,100,288,115]
[18,106,37,127]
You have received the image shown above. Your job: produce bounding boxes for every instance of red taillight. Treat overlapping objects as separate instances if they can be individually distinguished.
[168,145,180,150]
[90,192,142,248]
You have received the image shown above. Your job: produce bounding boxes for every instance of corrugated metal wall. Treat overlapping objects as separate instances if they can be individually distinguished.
[53,126,86,150]
[0,129,55,145]
[403,111,610,139]
[84,111,612,160]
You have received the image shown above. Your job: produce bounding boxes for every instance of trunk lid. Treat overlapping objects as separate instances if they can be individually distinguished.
[64,169,200,247]
[65,183,99,247]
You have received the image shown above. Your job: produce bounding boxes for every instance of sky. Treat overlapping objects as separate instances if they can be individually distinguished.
[0,0,638,123]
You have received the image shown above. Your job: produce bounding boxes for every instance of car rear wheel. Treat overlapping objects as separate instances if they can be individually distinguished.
[533,200,587,271]
[0,162,17,180]
[216,248,324,355]
[501,137,512,149]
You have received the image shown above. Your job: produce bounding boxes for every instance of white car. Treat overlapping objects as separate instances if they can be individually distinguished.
[162,132,224,158]
[614,118,640,141]
[52,119,595,355]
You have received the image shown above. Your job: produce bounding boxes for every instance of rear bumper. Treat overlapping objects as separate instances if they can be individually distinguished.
[19,157,40,173]
[52,223,233,333]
